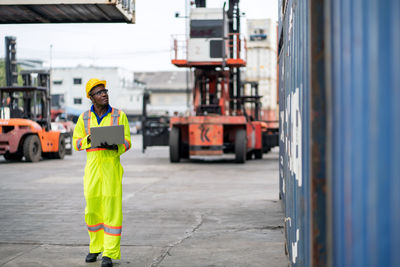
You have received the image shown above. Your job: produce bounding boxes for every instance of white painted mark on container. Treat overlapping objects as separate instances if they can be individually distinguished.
[291,229,299,263]
[285,93,290,156]
[284,217,291,227]
[280,111,285,142]
[287,87,302,187]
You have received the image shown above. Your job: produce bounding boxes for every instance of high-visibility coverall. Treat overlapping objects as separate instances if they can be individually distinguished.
[73,107,131,259]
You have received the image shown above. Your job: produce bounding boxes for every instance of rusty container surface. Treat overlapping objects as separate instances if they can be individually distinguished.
[279,0,400,266]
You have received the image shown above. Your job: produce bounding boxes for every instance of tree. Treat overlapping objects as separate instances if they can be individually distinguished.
[0,59,24,86]
[0,60,6,87]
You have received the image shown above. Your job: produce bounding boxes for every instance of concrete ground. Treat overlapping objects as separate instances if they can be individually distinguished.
[0,135,288,267]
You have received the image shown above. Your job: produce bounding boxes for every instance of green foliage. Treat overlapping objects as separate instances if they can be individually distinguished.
[0,59,24,86]
[17,65,23,86]
[0,60,5,87]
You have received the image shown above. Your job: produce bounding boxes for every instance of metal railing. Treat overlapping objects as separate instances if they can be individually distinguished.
[226,33,247,61]
[118,0,135,12]
[171,34,188,61]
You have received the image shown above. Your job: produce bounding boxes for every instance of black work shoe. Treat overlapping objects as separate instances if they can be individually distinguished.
[85,252,100,262]
[101,256,113,267]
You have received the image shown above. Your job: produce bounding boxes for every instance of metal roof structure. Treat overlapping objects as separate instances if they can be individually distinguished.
[0,0,135,24]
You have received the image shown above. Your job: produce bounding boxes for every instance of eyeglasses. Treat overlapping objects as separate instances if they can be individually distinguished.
[90,89,108,97]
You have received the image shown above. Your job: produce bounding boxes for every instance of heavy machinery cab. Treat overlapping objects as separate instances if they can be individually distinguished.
[0,49,69,162]
[0,85,67,162]
[172,7,246,68]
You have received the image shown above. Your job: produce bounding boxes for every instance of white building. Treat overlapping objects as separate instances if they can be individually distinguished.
[134,71,191,116]
[51,66,144,118]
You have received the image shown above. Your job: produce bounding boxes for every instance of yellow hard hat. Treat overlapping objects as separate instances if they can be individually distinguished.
[86,78,106,98]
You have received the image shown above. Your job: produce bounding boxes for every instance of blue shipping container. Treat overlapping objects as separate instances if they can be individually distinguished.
[279,0,400,266]
[278,0,311,266]
[328,0,400,266]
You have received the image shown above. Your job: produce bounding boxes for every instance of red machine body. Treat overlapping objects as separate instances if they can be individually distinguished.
[170,115,263,156]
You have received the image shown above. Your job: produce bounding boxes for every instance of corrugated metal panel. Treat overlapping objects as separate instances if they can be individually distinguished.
[0,0,135,24]
[246,48,277,80]
[259,79,277,109]
[280,0,400,266]
[245,18,278,121]
[278,0,311,266]
[246,18,277,82]
[327,0,400,266]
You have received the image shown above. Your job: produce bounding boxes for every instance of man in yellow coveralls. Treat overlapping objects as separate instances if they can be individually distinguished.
[73,78,131,267]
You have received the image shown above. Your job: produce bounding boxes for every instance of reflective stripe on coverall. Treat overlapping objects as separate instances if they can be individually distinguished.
[73,107,131,259]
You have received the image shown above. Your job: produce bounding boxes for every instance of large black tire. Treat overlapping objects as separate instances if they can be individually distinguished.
[169,127,181,163]
[254,149,263,159]
[23,135,41,162]
[235,129,247,163]
[54,134,66,159]
[3,152,23,161]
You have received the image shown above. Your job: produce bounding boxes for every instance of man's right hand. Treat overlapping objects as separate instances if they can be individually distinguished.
[87,135,91,144]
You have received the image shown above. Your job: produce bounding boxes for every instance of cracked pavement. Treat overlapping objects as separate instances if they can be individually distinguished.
[0,136,288,267]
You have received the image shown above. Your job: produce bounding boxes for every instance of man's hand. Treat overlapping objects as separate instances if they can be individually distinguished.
[99,142,118,151]
[87,135,91,144]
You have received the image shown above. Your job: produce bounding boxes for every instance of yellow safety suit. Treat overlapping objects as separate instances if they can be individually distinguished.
[73,107,131,259]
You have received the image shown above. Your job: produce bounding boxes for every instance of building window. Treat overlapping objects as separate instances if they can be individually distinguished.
[53,80,63,85]
[73,78,82,85]
[73,98,82,105]
[51,94,65,109]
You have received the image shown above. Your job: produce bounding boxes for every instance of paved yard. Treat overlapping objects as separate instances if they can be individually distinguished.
[0,136,287,267]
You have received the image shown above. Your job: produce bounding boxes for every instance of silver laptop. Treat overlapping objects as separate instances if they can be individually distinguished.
[90,125,124,148]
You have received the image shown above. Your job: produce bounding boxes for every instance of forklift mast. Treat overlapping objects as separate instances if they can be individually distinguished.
[5,36,18,87]
[227,0,241,113]
[188,0,244,117]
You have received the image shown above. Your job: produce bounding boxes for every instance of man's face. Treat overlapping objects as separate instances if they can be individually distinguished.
[89,84,109,106]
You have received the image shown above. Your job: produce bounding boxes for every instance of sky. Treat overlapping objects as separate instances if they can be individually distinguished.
[0,0,278,72]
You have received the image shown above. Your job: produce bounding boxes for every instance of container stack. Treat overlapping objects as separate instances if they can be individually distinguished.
[245,19,278,123]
